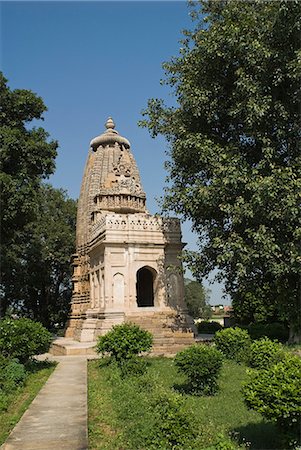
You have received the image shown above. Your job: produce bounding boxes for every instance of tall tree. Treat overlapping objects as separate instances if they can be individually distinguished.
[0,73,76,327]
[7,185,77,328]
[140,1,301,339]
[184,278,211,319]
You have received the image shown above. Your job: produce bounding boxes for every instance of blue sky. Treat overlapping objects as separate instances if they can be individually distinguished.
[1,1,229,305]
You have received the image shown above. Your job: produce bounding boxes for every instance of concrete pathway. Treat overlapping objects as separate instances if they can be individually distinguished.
[1,357,88,450]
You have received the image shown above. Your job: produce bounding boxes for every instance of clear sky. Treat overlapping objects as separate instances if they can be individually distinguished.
[1,1,230,305]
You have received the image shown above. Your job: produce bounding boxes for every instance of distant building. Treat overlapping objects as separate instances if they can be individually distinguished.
[211,304,224,314]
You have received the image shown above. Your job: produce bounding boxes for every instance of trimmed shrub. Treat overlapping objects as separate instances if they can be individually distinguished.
[214,327,251,363]
[0,318,52,363]
[175,344,223,394]
[97,322,153,375]
[249,337,285,370]
[242,354,301,448]
[247,322,289,342]
[197,320,223,334]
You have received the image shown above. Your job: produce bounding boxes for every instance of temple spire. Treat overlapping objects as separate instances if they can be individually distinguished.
[105,117,115,129]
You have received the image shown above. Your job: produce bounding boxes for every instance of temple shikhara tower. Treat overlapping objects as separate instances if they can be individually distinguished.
[65,118,195,354]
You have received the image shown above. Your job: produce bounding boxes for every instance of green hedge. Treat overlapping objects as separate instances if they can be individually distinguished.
[247,322,289,342]
[197,321,223,334]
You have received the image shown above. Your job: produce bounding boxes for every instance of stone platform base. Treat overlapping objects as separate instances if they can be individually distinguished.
[50,337,97,357]
[125,311,196,356]
[52,311,197,357]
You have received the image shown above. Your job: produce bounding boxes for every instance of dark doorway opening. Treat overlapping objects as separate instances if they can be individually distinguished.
[136,267,154,307]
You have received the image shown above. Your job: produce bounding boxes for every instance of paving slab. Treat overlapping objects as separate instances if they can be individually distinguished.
[1,357,88,450]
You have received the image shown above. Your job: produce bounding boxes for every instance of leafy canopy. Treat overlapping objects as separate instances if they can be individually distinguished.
[0,73,76,328]
[140,1,301,334]
[6,185,77,328]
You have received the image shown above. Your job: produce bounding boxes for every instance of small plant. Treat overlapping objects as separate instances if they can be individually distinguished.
[214,327,251,363]
[242,354,301,448]
[249,337,285,370]
[197,320,223,334]
[0,359,26,393]
[148,387,198,449]
[175,344,223,394]
[205,432,247,449]
[0,318,52,363]
[97,322,153,375]
[119,357,148,377]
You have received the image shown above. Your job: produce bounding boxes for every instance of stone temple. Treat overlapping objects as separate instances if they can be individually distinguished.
[64,118,195,354]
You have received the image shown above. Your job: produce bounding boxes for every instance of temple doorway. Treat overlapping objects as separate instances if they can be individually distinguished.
[136,267,155,307]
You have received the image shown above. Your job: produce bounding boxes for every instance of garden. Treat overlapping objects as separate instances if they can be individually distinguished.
[88,323,301,450]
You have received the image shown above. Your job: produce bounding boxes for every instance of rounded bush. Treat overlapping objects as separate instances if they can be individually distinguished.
[249,337,285,370]
[243,354,301,447]
[96,322,153,363]
[214,327,251,362]
[197,320,223,334]
[0,318,52,363]
[175,344,223,394]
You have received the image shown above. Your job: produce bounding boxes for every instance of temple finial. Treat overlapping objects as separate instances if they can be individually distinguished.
[105,117,115,130]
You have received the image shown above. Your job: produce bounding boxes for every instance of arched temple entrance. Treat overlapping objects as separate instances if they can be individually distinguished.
[136,267,155,307]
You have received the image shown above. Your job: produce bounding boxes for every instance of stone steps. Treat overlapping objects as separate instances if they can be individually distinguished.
[125,313,195,354]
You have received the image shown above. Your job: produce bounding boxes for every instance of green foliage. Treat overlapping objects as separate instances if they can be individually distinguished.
[0,359,26,393]
[147,387,198,449]
[89,358,284,449]
[0,74,76,328]
[215,327,251,362]
[140,1,301,339]
[0,73,57,315]
[175,344,223,394]
[0,318,52,363]
[243,354,301,447]
[100,363,199,449]
[249,337,285,370]
[197,320,223,334]
[0,355,26,411]
[12,184,76,328]
[184,278,212,319]
[247,322,289,343]
[205,432,246,450]
[96,322,153,370]
[118,357,148,378]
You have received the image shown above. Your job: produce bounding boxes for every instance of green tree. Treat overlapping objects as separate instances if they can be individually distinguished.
[184,278,211,319]
[8,185,77,328]
[140,1,301,341]
[0,73,58,316]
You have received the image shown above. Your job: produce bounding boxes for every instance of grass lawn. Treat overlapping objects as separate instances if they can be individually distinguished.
[0,360,56,445]
[88,357,283,450]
